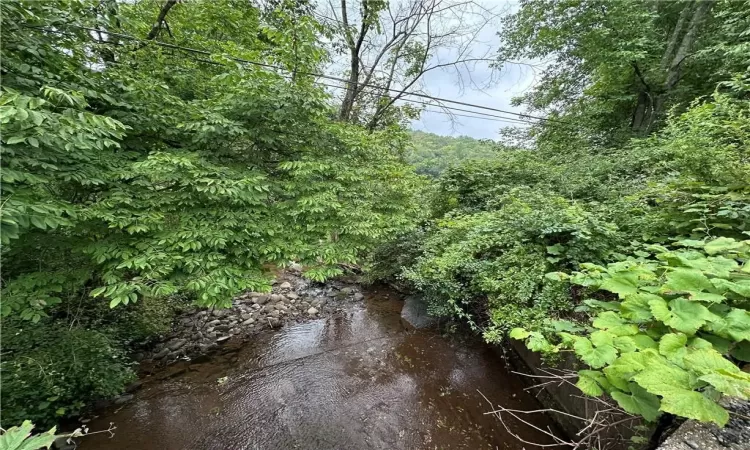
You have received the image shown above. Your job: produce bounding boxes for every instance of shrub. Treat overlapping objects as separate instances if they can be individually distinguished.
[512,237,750,426]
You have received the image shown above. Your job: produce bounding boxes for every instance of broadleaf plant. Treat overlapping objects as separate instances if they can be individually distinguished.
[512,237,750,426]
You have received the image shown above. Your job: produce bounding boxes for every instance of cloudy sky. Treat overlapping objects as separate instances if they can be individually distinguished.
[405,0,537,139]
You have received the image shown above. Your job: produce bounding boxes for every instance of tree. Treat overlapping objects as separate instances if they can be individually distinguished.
[495,0,747,146]
[320,0,502,129]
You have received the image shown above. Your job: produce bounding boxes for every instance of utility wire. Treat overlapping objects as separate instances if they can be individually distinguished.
[23,24,539,126]
[25,23,569,126]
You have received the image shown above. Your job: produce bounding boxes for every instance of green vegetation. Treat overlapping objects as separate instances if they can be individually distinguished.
[0,0,421,428]
[406,131,499,177]
[2,0,750,441]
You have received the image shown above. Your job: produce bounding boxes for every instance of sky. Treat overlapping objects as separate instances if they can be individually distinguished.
[406,0,537,140]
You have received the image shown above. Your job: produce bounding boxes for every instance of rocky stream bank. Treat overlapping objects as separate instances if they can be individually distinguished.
[133,269,368,367]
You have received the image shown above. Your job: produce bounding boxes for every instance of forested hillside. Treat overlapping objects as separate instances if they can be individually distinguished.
[2,0,750,448]
[407,131,498,177]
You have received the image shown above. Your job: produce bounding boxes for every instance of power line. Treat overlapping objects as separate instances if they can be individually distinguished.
[23,24,540,126]
[25,23,569,126]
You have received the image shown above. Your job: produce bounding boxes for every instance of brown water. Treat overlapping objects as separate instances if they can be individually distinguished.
[81,290,562,450]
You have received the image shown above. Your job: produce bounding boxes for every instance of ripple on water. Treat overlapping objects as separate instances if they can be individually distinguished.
[80,293,563,450]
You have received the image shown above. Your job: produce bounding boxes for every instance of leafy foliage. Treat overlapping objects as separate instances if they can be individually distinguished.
[1,0,421,428]
[0,421,57,450]
[513,238,750,426]
[406,131,500,177]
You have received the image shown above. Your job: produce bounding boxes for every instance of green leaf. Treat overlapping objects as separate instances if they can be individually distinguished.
[621,293,658,322]
[666,298,713,335]
[574,338,618,368]
[731,341,750,362]
[659,390,729,426]
[699,370,750,398]
[662,268,712,294]
[592,311,625,330]
[633,334,658,350]
[683,348,739,376]
[611,383,661,422]
[704,237,742,255]
[0,420,57,450]
[600,272,639,297]
[577,371,604,396]
[509,328,531,340]
[659,333,688,364]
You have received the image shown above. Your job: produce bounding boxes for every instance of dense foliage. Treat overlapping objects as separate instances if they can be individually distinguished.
[406,131,499,177]
[375,0,750,432]
[0,0,421,428]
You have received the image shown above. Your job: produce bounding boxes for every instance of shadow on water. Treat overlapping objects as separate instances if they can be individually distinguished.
[81,289,563,449]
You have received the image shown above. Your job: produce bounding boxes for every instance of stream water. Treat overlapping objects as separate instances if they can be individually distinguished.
[81,288,561,449]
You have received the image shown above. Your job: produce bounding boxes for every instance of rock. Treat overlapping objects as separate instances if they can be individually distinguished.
[242,318,255,326]
[153,348,170,359]
[133,352,145,362]
[270,293,284,303]
[251,303,261,310]
[289,262,303,273]
[307,307,319,315]
[353,292,364,301]
[54,436,76,450]
[216,336,231,344]
[400,296,438,330]
[340,287,353,295]
[279,281,292,290]
[254,295,269,305]
[326,290,337,298]
[212,309,227,318]
[168,339,186,351]
[268,317,281,328]
[269,310,281,318]
[125,380,144,393]
[287,292,299,300]
[113,394,134,405]
[206,319,221,327]
[241,312,253,320]
[263,304,274,313]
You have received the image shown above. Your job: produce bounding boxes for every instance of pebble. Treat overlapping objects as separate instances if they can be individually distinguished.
[216,336,231,344]
[279,281,292,290]
[307,307,319,315]
[167,339,186,351]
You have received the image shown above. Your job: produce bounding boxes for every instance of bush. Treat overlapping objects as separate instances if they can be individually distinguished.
[0,322,135,428]
[513,237,750,426]
[403,188,620,332]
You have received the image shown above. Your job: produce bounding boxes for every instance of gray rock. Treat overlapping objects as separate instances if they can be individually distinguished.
[353,292,364,301]
[216,336,231,344]
[212,309,227,318]
[241,312,253,321]
[400,296,438,330]
[340,287,353,295]
[254,295,269,305]
[153,348,170,359]
[167,339,186,351]
[268,317,281,328]
[207,319,221,327]
[113,394,134,405]
[263,304,274,313]
[279,281,292,290]
[287,292,299,300]
[270,293,284,302]
[251,303,261,310]
[269,310,281,318]
[54,436,76,450]
[307,307,319,315]
[242,318,255,325]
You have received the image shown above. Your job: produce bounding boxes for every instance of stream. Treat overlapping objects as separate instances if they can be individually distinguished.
[80,287,561,449]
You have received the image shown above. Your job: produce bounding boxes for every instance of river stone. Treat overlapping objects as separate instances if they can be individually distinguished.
[270,293,284,302]
[113,394,134,405]
[340,287,353,295]
[153,348,170,359]
[54,436,76,450]
[207,319,221,327]
[242,318,255,325]
[269,310,281,318]
[268,317,281,328]
[307,307,319,315]
[287,292,299,300]
[263,304,274,313]
[212,309,227,318]
[216,336,231,344]
[400,296,438,330]
[279,281,292,290]
[168,339,186,351]
[251,303,261,310]
[254,295,269,305]
[241,312,253,321]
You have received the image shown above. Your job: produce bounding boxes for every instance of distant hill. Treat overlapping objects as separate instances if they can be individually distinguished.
[407,131,499,177]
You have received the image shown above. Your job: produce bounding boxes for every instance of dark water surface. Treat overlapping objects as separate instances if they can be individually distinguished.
[82,291,561,449]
